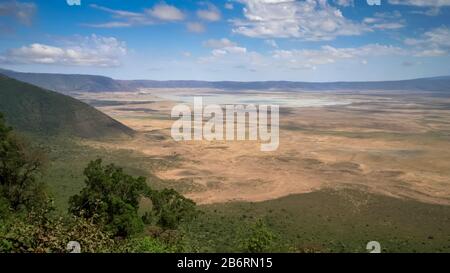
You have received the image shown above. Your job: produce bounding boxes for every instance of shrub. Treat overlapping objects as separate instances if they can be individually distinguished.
[240,220,276,253]
[0,113,47,211]
[69,159,149,237]
[0,202,115,253]
[151,188,198,230]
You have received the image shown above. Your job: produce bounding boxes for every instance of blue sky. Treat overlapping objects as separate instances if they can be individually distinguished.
[0,0,450,81]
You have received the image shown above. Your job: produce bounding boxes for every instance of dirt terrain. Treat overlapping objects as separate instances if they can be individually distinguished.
[75,89,450,205]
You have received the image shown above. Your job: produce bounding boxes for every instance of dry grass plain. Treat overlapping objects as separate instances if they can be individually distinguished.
[74,89,450,206]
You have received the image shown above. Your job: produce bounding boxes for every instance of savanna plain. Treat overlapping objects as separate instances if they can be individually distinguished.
[59,87,450,252]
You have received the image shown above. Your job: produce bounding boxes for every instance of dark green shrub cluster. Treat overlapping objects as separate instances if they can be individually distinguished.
[240,219,277,253]
[68,159,149,237]
[0,113,47,211]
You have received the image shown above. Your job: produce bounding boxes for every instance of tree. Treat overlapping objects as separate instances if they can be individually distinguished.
[0,112,46,211]
[151,188,197,230]
[240,219,276,253]
[69,159,149,237]
[0,201,116,253]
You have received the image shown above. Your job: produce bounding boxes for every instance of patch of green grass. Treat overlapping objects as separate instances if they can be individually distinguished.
[184,189,450,253]
[27,135,180,212]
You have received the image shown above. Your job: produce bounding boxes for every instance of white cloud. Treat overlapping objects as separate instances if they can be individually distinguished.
[83,21,136,28]
[334,0,354,7]
[0,0,36,25]
[182,51,192,57]
[66,0,81,6]
[414,49,447,57]
[225,3,234,10]
[199,38,406,72]
[411,7,441,16]
[204,38,241,49]
[404,27,450,56]
[231,0,369,41]
[85,3,184,28]
[271,44,406,69]
[147,3,185,21]
[197,3,221,22]
[389,0,450,15]
[363,11,405,30]
[388,0,450,7]
[371,22,405,30]
[186,22,205,33]
[85,4,154,27]
[197,26,450,73]
[0,35,127,67]
[265,39,278,48]
[200,38,250,63]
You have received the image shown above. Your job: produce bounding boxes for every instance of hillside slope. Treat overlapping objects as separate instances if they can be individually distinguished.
[0,75,134,138]
[0,68,124,93]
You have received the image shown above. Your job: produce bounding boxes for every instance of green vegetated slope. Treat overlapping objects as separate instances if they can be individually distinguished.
[0,75,133,139]
[33,137,181,211]
[186,189,450,253]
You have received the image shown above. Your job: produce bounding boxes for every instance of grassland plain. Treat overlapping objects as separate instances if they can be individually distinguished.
[74,89,450,206]
[29,134,450,253]
[2,76,449,252]
[12,130,446,254]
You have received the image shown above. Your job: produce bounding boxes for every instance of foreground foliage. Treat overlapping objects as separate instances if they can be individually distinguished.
[0,112,197,252]
[0,113,47,211]
[69,159,149,237]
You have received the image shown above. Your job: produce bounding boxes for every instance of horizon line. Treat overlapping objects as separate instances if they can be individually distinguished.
[1,67,449,84]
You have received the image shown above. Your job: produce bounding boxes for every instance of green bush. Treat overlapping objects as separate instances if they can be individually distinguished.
[240,220,276,253]
[117,236,174,253]
[69,159,149,237]
[151,188,198,230]
[0,202,115,253]
[0,113,47,211]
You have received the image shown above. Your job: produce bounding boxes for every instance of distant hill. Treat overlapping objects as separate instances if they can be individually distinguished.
[120,78,450,92]
[1,68,449,93]
[0,75,134,138]
[0,68,124,93]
